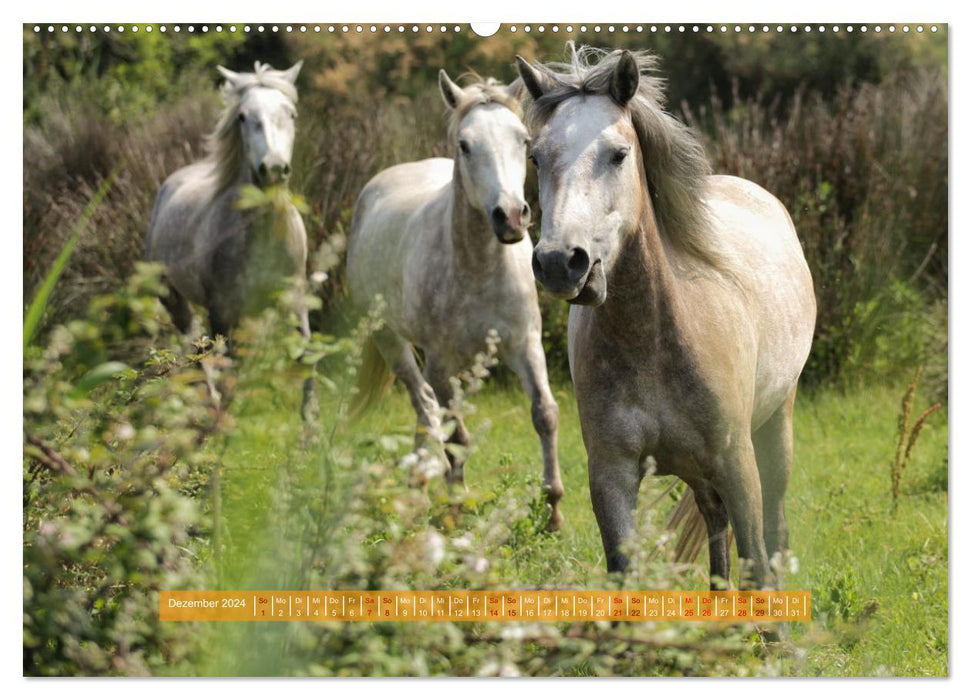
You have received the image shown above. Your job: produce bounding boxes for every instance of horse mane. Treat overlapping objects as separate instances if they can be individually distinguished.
[526,44,719,267]
[204,62,299,195]
[447,74,524,143]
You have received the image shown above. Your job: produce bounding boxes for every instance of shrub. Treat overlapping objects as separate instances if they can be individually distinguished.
[685,70,947,387]
[23,264,227,675]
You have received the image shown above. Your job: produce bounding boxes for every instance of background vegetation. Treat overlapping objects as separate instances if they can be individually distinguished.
[23,25,948,677]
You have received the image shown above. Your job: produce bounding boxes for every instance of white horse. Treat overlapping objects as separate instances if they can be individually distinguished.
[517,47,816,587]
[145,61,315,418]
[347,71,564,529]
[146,60,308,340]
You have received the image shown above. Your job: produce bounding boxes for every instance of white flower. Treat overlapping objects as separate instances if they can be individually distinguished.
[465,555,490,573]
[421,529,446,567]
[476,660,520,677]
[114,422,136,442]
[477,661,500,677]
[451,533,473,549]
[415,453,446,480]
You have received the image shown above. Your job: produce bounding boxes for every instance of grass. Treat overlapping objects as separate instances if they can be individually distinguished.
[205,369,948,677]
[788,384,948,676]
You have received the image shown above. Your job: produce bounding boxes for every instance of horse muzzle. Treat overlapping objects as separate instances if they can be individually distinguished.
[491,203,530,244]
[567,260,606,306]
[257,161,292,186]
[532,242,606,305]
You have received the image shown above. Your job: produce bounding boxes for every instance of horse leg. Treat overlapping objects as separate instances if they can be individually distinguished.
[684,479,732,590]
[162,282,193,334]
[507,341,563,531]
[208,301,236,345]
[424,358,471,485]
[753,387,796,587]
[714,437,770,589]
[374,332,448,475]
[589,445,643,572]
[296,305,319,425]
[752,389,797,644]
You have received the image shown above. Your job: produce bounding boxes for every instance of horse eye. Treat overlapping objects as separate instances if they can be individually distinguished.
[529,154,538,167]
[459,140,471,155]
[612,147,630,165]
[237,113,246,124]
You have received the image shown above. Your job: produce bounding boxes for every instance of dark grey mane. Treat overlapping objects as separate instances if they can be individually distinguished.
[526,44,718,266]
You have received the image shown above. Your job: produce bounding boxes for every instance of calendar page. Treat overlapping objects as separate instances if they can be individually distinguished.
[22,17,948,679]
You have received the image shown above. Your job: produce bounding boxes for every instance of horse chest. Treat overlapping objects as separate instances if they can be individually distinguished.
[571,314,725,473]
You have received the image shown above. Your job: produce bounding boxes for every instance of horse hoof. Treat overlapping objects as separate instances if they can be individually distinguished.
[546,509,564,532]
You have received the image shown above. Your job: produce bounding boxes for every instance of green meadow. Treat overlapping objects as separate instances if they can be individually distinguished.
[205,365,947,676]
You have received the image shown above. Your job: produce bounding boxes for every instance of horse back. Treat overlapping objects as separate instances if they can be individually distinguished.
[347,158,453,320]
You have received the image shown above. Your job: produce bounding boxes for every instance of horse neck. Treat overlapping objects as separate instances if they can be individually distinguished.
[447,160,507,276]
[596,196,687,351]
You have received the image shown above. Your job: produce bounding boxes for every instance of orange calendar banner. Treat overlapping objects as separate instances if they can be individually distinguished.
[160,590,811,623]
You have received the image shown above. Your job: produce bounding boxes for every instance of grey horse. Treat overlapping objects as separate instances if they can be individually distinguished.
[145,61,315,417]
[518,46,816,590]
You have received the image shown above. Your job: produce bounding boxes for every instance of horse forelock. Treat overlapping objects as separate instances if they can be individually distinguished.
[526,45,720,268]
[204,63,299,196]
[447,77,523,144]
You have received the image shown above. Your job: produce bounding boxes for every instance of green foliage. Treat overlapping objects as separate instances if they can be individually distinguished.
[21,270,949,675]
[23,265,226,675]
[234,183,310,216]
[813,566,863,624]
[23,26,247,125]
[24,174,114,351]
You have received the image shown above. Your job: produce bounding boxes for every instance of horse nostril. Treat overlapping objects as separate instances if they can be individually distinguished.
[532,250,544,279]
[522,203,531,218]
[282,164,291,176]
[568,247,590,277]
[492,207,508,225]
[258,163,268,177]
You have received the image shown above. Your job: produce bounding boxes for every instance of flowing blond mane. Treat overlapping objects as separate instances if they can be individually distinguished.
[526,44,718,266]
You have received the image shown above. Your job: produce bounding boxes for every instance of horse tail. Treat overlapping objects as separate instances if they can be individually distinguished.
[348,335,394,422]
[667,486,734,564]
[667,487,706,562]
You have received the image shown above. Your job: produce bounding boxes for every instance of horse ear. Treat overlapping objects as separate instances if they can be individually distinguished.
[609,50,639,106]
[438,70,464,110]
[216,65,241,86]
[505,77,526,103]
[515,56,554,101]
[280,60,304,85]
